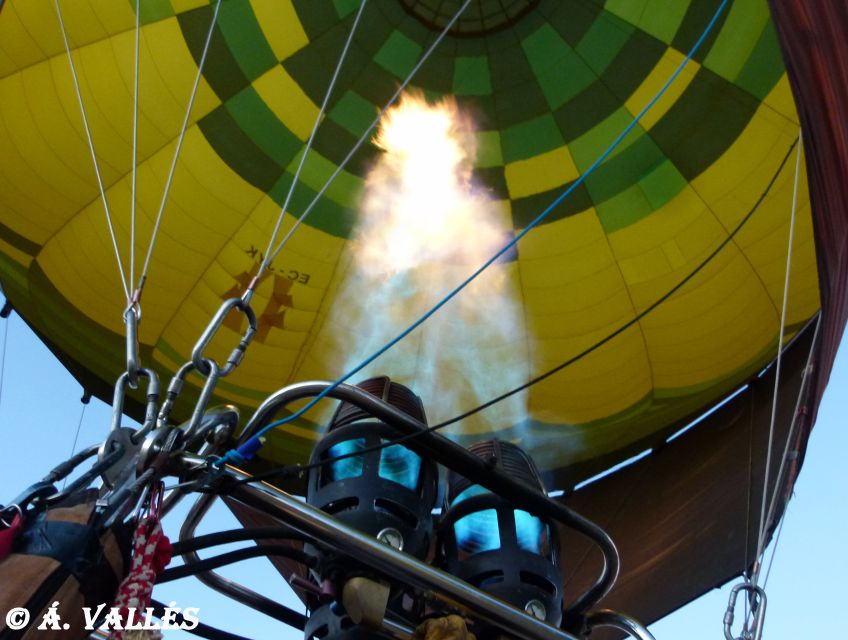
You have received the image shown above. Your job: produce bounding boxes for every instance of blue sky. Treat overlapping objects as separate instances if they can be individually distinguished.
[0,310,844,639]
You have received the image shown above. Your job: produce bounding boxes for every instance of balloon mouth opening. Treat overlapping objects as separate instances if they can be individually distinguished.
[397,0,540,37]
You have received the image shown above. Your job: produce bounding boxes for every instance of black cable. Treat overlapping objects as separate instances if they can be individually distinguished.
[157,545,315,584]
[148,599,255,640]
[241,137,800,487]
[170,527,305,555]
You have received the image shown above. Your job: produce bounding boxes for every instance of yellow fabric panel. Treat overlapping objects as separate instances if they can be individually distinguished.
[0,1,135,80]
[762,75,799,125]
[732,146,820,326]
[624,47,700,130]
[640,246,778,388]
[0,3,48,78]
[504,146,580,200]
[37,127,267,343]
[518,211,651,423]
[611,187,709,290]
[252,62,320,142]
[0,66,95,243]
[249,0,309,62]
[691,84,798,222]
[126,17,220,146]
[171,0,210,13]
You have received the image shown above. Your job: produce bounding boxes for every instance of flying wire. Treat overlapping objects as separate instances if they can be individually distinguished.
[237,135,802,484]
[252,0,369,291]
[135,0,222,300]
[54,0,130,301]
[130,0,140,289]
[222,0,731,465]
[61,397,89,491]
[753,132,804,584]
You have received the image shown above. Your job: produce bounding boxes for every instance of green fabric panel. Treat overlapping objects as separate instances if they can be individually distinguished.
[734,21,785,101]
[546,0,602,46]
[638,159,688,209]
[602,0,646,30]
[287,148,363,208]
[0,220,39,256]
[650,68,759,181]
[583,133,663,204]
[225,87,302,168]
[535,53,597,111]
[595,182,654,233]
[333,0,359,18]
[671,0,730,63]
[406,50,454,95]
[135,0,173,24]
[637,0,691,44]
[501,113,564,163]
[476,131,503,168]
[199,106,282,192]
[216,0,277,80]
[453,56,492,96]
[606,0,690,45]
[575,10,634,75]
[178,6,249,102]
[579,136,661,220]
[270,174,355,238]
[311,118,376,175]
[600,30,666,100]
[554,82,620,143]
[567,108,643,172]
[511,181,593,228]
[374,30,422,79]
[291,0,341,37]
[702,0,769,82]
[330,90,377,137]
[475,166,508,199]
[523,24,596,108]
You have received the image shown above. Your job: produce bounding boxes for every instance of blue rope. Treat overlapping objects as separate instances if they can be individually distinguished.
[219,0,729,467]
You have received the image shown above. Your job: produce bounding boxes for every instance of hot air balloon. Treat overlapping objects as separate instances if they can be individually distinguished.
[0,0,845,638]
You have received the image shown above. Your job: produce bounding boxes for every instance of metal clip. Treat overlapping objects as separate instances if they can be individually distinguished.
[110,368,160,441]
[157,359,226,445]
[3,481,57,517]
[724,583,766,640]
[191,297,257,378]
[124,304,141,389]
[185,359,220,443]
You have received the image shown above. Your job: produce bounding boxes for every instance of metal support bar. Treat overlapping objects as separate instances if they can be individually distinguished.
[179,491,308,630]
[238,381,619,620]
[585,610,656,640]
[213,465,580,640]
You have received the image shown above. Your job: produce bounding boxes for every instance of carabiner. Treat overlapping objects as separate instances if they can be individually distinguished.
[184,359,221,443]
[124,304,141,389]
[191,297,257,378]
[110,368,160,440]
[724,583,767,640]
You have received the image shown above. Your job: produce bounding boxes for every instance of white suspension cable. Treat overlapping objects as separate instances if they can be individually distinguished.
[130,0,140,290]
[753,132,803,584]
[253,0,368,290]
[264,0,474,268]
[54,0,130,300]
[61,398,89,491]
[135,0,222,299]
[752,313,820,585]
[761,506,788,590]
